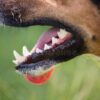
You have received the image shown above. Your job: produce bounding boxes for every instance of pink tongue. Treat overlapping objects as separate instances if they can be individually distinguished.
[32,28,60,52]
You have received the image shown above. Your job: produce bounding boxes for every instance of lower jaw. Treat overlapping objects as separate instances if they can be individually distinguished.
[25,68,54,84]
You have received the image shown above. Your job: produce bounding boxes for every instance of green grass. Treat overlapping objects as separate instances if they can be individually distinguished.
[0,25,100,100]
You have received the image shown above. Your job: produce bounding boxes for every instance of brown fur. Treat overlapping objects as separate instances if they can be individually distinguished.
[1,0,100,56]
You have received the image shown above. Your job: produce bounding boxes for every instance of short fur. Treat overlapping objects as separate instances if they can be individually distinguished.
[0,0,100,56]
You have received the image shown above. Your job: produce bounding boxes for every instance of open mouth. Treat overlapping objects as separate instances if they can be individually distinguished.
[12,18,85,84]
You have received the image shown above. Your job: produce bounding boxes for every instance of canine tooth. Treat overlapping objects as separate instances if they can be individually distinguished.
[23,46,30,56]
[52,37,58,45]
[13,50,25,62]
[58,29,69,39]
[44,44,51,50]
[13,50,21,59]
[36,48,43,53]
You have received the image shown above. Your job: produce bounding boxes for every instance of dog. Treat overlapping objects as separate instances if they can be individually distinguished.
[0,0,100,84]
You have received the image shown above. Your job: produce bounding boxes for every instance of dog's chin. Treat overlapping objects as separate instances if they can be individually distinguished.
[3,18,85,84]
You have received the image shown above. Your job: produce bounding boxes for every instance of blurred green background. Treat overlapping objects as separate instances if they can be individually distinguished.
[0,25,100,100]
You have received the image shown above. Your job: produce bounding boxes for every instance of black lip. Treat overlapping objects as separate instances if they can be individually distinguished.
[1,14,84,37]
[2,16,84,38]
[2,16,81,35]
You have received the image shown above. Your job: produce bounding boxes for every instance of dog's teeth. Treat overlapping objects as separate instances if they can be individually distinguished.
[22,46,30,56]
[36,48,43,53]
[13,50,25,62]
[58,29,69,39]
[13,50,21,59]
[12,60,18,64]
[52,37,58,45]
[44,44,51,50]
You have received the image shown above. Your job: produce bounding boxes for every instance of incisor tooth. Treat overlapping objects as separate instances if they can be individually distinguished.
[22,46,30,56]
[12,60,18,64]
[52,37,58,45]
[44,44,51,50]
[58,29,69,39]
[13,50,25,62]
[36,48,43,53]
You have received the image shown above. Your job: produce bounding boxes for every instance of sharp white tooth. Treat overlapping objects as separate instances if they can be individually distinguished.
[52,37,58,45]
[22,46,30,56]
[44,44,51,50]
[12,60,18,64]
[13,50,25,62]
[57,29,69,39]
[36,48,43,53]
[13,50,21,59]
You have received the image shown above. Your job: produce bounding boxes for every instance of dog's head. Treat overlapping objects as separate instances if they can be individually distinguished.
[0,0,100,84]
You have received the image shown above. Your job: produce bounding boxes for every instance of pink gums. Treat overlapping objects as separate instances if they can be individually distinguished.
[31,28,60,52]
